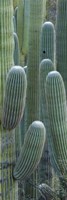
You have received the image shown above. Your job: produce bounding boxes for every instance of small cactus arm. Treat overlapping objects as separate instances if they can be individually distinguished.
[2,66,27,130]
[13,32,20,65]
[13,121,46,180]
[40,21,55,64]
[45,71,67,181]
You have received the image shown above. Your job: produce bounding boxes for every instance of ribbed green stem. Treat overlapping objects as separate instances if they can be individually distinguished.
[40,59,55,186]
[27,0,45,126]
[26,1,46,199]
[45,71,67,181]
[2,66,27,130]
[22,0,30,56]
[13,121,46,180]
[17,0,25,65]
[0,1,18,200]
[56,0,67,96]
[40,21,55,63]
[13,32,20,65]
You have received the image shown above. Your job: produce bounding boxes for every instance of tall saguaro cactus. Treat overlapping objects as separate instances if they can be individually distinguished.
[0,1,18,200]
[25,0,46,199]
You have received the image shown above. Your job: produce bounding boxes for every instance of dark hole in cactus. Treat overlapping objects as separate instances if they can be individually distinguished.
[43,50,46,53]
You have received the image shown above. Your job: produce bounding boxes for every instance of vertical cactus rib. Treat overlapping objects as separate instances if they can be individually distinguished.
[2,66,27,130]
[13,121,46,180]
[45,71,67,181]
[56,0,67,96]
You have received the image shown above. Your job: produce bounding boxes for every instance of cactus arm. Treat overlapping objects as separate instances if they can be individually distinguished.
[2,66,27,130]
[45,71,67,181]
[13,121,46,180]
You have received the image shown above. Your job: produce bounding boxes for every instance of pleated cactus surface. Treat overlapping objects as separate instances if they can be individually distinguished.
[40,21,55,63]
[0,1,19,199]
[13,121,46,180]
[2,66,27,130]
[40,59,55,185]
[45,71,67,180]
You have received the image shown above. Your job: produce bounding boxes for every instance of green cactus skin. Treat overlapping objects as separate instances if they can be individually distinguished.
[27,0,45,128]
[40,59,55,185]
[0,1,18,199]
[40,21,55,64]
[17,0,24,65]
[13,0,19,9]
[2,66,27,130]
[56,0,67,96]
[13,121,46,180]
[13,32,20,65]
[45,71,67,181]
[26,1,46,199]
[22,0,30,56]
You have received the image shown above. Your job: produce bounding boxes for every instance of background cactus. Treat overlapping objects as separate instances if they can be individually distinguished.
[56,0,67,96]
[13,121,46,180]
[13,32,20,65]
[2,66,27,130]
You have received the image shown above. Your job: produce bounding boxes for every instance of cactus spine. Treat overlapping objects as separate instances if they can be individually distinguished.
[2,66,27,130]
[13,121,46,180]
[40,21,55,63]
[45,71,67,181]
[56,0,67,96]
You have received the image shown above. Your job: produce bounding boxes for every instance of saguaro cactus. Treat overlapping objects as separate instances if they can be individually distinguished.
[56,0,67,96]
[45,71,67,181]
[25,1,46,199]
[2,66,27,130]
[40,21,55,63]
[13,121,46,180]
[39,59,54,185]
[0,1,18,200]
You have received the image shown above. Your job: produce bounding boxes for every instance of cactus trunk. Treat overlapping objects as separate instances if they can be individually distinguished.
[0,1,18,199]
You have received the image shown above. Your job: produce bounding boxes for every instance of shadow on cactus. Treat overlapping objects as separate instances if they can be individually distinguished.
[2,65,27,130]
[13,121,46,180]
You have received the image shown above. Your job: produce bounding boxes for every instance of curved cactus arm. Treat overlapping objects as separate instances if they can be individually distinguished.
[2,66,27,130]
[45,71,67,181]
[13,121,46,180]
